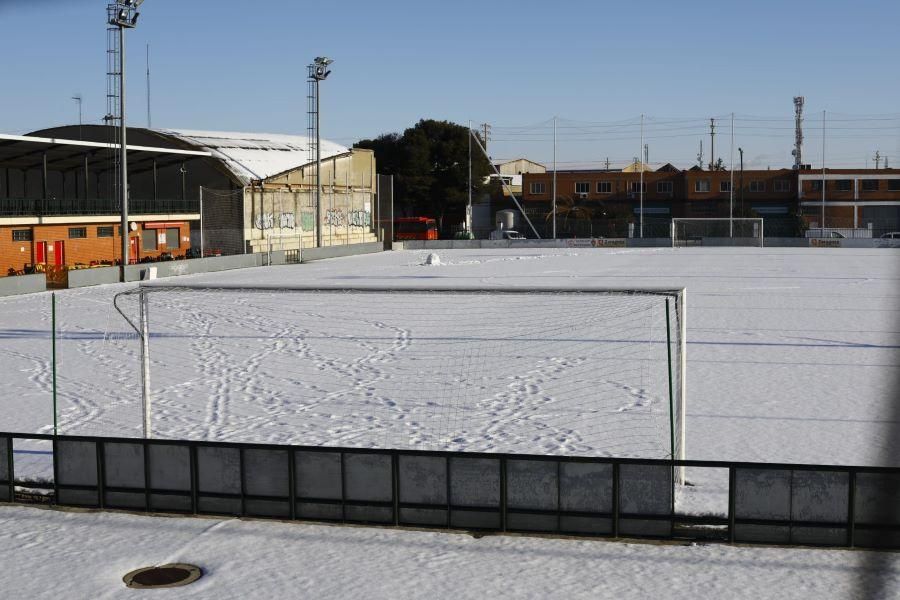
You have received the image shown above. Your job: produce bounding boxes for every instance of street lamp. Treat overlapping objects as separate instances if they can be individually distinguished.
[308,56,333,248]
[107,0,144,281]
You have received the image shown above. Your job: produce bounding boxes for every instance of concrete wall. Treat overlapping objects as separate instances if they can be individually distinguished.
[300,242,383,262]
[0,273,46,297]
[395,238,900,250]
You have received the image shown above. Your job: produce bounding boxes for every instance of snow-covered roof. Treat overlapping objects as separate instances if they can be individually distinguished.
[153,128,348,184]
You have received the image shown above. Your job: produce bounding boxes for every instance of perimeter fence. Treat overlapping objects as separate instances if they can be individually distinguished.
[1,432,898,549]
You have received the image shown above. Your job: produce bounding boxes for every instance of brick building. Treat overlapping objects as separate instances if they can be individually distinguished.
[519,165,900,238]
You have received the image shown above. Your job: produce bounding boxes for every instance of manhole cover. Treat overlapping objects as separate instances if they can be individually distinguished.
[123,564,202,589]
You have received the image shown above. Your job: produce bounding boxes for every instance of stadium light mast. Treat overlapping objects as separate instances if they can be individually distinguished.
[108,0,144,282]
[308,57,333,248]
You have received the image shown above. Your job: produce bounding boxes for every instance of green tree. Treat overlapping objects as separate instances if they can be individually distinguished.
[356,119,493,233]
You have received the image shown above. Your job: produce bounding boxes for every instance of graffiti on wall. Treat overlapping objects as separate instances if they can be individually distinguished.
[254,212,296,230]
[256,210,372,231]
[324,209,372,228]
[347,210,372,228]
[324,208,344,227]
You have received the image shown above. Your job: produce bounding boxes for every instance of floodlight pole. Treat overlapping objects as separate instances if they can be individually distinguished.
[109,0,144,282]
[316,77,322,247]
[118,23,129,282]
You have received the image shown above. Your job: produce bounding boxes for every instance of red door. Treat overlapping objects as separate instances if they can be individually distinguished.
[129,237,138,264]
[35,241,47,264]
[52,241,65,266]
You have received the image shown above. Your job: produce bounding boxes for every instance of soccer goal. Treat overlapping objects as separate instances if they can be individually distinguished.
[672,218,764,247]
[111,285,687,468]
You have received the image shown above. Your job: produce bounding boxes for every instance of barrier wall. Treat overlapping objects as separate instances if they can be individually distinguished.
[0,273,46,297]
[395,238,900,250]
[299,242,384,263]
[2,433,898,548]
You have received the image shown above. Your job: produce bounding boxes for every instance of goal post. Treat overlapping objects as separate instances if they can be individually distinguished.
[112,285,687,477]
[672,218,764,247]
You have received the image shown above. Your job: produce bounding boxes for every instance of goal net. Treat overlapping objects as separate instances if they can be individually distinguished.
[672,218,764,247]
[108,286,687,463]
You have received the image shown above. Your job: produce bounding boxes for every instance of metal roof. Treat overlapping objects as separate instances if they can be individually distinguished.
[0,132,211,174]
[151,129,348,184]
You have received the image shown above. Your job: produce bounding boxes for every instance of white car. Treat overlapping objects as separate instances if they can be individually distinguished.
[880,232,900,239]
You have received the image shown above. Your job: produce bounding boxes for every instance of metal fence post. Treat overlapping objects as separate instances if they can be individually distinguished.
[728,466,736,543]
[500,456,507,532]
[612,462,620,538]
[848,469,856,548]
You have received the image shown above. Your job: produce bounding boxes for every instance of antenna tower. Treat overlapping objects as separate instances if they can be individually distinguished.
[792,96,804,169]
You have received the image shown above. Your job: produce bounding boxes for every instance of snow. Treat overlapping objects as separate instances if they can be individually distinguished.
[0,247,898,598]
[1,505,898,600]
[154,128,348,183]
[2,247,898,468]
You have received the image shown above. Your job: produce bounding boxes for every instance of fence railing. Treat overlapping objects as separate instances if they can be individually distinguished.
[0,197,199,217]
[1,432,897,549]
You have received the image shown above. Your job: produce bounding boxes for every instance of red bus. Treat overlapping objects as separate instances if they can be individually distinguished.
[394,217,438,241]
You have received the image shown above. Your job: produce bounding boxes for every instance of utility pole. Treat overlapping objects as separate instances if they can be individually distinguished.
[709,118,716,170]
[480,123,491,154]
[738,147,744,217]
[146,43,151,128]
[730,112,734,238]
[821,110,826,230]
[639,114,644,238]
[874,150,881,170]
[71,95,83,140]
[467,120,472,235]
[551,118,557,238]
[605,157,610,171]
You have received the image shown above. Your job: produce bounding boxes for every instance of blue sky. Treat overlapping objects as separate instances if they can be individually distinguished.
[1,0,899,169]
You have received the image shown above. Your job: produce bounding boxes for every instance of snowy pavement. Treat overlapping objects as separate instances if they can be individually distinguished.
[1,505,898,600]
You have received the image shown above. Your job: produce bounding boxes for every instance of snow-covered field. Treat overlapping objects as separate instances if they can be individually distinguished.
[1,247,898,598]
[2,247,898,466]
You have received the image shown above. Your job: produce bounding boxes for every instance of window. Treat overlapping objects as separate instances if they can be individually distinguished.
[142,231,158,252]
[575,182,590,194]
[529,182,546,194]
[749,180,766,193]
[68,227,87,239]
[97,226,114,238]
[165,227,180,249]
[597,181,612,194]
[657,181,673,194]
[12,229,32,242]
[629,182,646,194]
[888,180,900,191]
[862,179,880,192]
[774,179,791,193]
[836,180,852,192]
[720,181,732,193]
[694,179,710,192]
[810,180,823,192]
